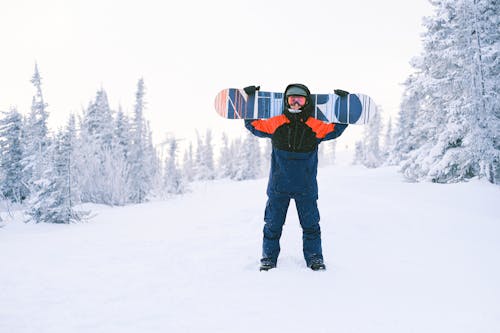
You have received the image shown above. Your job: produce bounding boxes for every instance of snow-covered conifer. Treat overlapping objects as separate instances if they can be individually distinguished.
[83,89,115,148]
[396,0,499,183]
[361,106,383,168]
[22,63,51,199]
[233,132,261,181]
[63,114,80,205]
[144,121,161,194]
[27,130,88,223]
[129,78,153,202]
[319,140,337,167]
[352,141,363,165]
[183,143,195,182]
[78,88,119,204]
[218,132,234,179]
[0,108,27,202]
[195,129,215,180]
[383,117,393,163]
[115,106,131,160]
[163,138,186,194]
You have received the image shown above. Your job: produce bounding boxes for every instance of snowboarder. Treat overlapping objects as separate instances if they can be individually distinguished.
[244,83,349,271]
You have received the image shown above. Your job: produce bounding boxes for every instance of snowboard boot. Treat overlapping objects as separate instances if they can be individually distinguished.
[259,258,276,271]
[308,257,326,271]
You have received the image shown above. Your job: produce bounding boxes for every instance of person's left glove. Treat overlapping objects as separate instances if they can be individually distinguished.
[243,85,260,95]
[334,89,349,97]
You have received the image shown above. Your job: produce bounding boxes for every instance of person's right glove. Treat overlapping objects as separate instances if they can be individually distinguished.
[334,89,349,97]
[243,85,260,95]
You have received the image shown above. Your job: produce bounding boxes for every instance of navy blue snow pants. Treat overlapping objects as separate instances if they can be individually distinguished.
[262,194,322,265]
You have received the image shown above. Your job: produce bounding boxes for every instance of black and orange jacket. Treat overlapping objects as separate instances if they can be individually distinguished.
[244,90,347,197]
[245,113,347,197]
[244,83,348,197]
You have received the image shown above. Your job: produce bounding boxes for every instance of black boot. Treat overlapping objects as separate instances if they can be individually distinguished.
[259,258,276,271]
[308,257,326,271]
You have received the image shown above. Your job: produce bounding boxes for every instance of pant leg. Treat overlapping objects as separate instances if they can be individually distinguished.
[262,195,291,263]
[294,196,322,264]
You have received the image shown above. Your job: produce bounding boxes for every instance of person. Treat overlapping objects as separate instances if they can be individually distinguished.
[244,83,349,271]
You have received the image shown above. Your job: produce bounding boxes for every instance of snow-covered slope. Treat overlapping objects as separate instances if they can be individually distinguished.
[1,161,499,333]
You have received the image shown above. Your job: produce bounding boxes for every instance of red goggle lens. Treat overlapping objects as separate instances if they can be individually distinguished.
[287,95,307,106]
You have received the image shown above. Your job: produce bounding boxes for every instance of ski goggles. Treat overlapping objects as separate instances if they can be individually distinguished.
[287,95,307,106]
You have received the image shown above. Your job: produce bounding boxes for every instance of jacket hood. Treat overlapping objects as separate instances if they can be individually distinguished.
[283,83,313,120]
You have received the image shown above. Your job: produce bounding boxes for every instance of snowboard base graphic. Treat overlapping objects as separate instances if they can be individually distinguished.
[214,88,377,125]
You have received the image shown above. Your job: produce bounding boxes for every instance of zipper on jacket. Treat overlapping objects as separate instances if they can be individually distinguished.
[293,121,299,150]
[298,125,306,151]
[288,127,292,149]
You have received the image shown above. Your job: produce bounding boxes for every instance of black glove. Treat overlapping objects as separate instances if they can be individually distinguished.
[334,89,349,97]
[243,85,260,95]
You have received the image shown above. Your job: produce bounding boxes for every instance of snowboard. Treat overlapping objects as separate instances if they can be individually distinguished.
[214,88,377,125]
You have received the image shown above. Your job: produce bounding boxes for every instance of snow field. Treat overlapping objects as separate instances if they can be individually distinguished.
[1,163,499,333]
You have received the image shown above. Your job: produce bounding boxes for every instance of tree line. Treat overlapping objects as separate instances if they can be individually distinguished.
[390,0,499,184]
[1,0,498,223]
[0,65,285,223]
[2,65,336,223]
[355,0,498,184]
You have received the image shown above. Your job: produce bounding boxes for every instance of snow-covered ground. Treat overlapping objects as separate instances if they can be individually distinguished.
[1,155,499,333]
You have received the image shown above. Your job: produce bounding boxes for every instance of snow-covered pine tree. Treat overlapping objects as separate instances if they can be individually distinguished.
[352,141,364,165]
[361,105,383,168]
[397,0,499,183]
[194,129,215,180]
[163,137,186,195]
[27,129,88,223]
[227,136,242,178]
[383,117,393,163]
[78,88,124,204]
[0,108,27,202]
[319,140,337,167]
[247,133,262,178]
[183,142,195,182]
[233,132,261,181]
[143,121,162,195]
[466,0,499,183]
[390,75,420,165]
[75,105,97,203]
[423,0,498,183]
[129,78,153,202]
[29,63,49,143]
[22,63,51,199]
[63,114,80,205]
[392,73,431,174]
[398,1,463,181]
[100,145,132,206]
[115,105,131,161]
[83,89,115,149]
[218,132,234,179]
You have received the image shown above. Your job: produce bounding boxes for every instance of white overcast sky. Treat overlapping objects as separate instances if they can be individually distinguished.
[0,0,433,146]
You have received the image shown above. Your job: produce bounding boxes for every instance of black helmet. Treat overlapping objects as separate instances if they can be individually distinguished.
[285,85,308,97]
